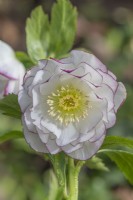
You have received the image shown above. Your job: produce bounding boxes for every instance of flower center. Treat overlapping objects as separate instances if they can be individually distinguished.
[47,84,90,125]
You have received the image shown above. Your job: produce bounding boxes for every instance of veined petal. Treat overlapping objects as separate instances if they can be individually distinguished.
[56,123,79,146]
[22,116,49,153]
[46,139,61,154]
[97,69,118,92]
[63,50,107,72]
[50,58,75,72]
[114,82,127,112]
[24,107,37,133]
[62,143,83,154]
[67,134,105,160]
[37,127,49,144]
[75,107,103,134]
[18,90,31,113]
[78,128,96,143]
[89,121,106,142]
[94,84,114,111]
[105,109,116,128]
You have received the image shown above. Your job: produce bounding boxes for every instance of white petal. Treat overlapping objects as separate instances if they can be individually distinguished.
[23,76,33,91]
[56,123,79,146]
[24,67,39,81]
[0,41,25,94]
[62,143,83,154]
[32,84,42,107]
[70,64,86,77]
[97,69,118,92]
[28,70,51,97]
[40,78,58,96]
[114,82,127,112]
[82,64,103,86]
[94,84,114,111]
[44,59,62,74]
[46,139,61,154]
[0,41,25,79]
[0,40,14,59]
[5,80,18,95]
[41,118,61,138]
[67,134,105,160]
[38,59,48,69]
[78,128,96,143]
[51,58,76,71]
[64,50,107,72]
[89,121,106,142]
[22,116,49,153]
[76,96,104,134]
[24,107,36,133]
[105,109,116,128]
[36,127,49,143]
[18,90,31,112]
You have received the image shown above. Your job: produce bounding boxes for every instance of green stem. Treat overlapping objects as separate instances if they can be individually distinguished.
[47,154,84,200]
[67,158,82,200]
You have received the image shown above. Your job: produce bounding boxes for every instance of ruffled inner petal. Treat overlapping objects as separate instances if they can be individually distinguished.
[67,50,107,72]
[62,143,83,154]
[67,134,105,160]
[24,106,37,133]
[36,127,49,144]
[22,116,49,153]
[89,121,106,142]
[56,123,79,146]
[97,69,118,92]
[46,138,61,154]
[105,109,116,128]
[18,90,31,112]
[114,82,127,112]
[93,83,114,111]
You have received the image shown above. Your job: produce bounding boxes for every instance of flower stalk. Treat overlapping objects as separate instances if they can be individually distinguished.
[49,154,85,200]
[68,158,78,200]
[67,158,85,200]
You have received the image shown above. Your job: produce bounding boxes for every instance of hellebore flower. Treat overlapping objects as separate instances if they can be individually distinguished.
[19,50,126,160]
[0,40,25,98]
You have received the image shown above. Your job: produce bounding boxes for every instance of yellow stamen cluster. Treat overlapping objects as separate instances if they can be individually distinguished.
[47,84,90,125]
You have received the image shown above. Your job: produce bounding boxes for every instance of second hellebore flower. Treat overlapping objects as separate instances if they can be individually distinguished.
[19,50,126,160]
[0,40,25,98]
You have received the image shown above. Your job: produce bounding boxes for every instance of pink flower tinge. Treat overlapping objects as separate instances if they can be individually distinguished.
[0,40,25,98]
[19,50,126,160]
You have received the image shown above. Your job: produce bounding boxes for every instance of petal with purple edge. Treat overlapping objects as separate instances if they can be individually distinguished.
[22,116,49,153]
[68,50,107,72]
[114,82,127,112]
[46,138,61,154]
[67,134,105,160]
[56,123,79,146]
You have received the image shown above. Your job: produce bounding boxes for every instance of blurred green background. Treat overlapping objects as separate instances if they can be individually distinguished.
[0,0,133,200]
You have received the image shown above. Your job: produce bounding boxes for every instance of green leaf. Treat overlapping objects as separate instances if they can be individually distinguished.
[26,6,50,62]
[50,0,77,57]
[0,94,21,119]
[0,131,23,144]
[99,149,133,185]
[101,135,133,150]
[16,51,34,69]
[86,156,109,171]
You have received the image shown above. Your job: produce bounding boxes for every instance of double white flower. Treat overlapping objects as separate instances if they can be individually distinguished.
[0,41,25,98]
[19,50,126,160]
